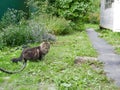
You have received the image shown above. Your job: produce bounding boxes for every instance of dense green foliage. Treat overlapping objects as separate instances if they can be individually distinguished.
[28,0,91,18]
[2,20,46,46]
[28,0,100,26]
[34,15,72,35]
[28,0,91,30]
[87,0,100,24]
[51,0,90,21]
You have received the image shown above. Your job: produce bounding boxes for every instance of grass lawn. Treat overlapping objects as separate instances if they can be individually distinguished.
[0,30,119,90]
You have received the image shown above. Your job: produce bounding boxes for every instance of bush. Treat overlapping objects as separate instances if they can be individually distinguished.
[53,0,90,20]
[46,16,72,35]
[2,19,47,46]
[70,21,85,31]
[87,12,100,24]
[33,15,72,35]
[85,0,100,24]
[3,25,31,46]
[27,0,90,31]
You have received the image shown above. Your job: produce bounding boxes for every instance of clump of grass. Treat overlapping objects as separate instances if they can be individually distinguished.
[33,14,73,35]
[47,16,72,35]
[85,23,99,30]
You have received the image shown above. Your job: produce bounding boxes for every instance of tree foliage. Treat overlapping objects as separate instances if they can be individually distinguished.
[52,0,91,22]
[28,0,91,22]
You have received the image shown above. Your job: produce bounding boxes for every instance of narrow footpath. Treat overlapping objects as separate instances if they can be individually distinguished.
[86,28,120,87]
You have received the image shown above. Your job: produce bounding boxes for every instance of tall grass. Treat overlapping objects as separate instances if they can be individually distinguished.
[33,14,73,35]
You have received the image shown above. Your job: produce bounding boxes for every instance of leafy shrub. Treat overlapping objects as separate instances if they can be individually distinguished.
[2,19,47,46]
[70,21,85,31]
[54,0,90,20]
[3,25,31,46]
[27,0,90,31]
[87,13,100,24]
[33,15,72,35]
[46,16,72,35]
[85,0,100,24]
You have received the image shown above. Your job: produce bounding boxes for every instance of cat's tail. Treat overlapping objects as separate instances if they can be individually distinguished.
[11,54,23,63]
[0,60,27,74]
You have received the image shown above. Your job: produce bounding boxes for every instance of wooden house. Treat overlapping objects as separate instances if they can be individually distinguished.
[100,0,120,32]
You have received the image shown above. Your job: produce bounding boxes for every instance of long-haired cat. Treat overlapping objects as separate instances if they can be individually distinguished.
[0,41,50,74]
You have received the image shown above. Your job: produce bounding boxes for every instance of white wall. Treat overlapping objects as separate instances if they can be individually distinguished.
[100,0,113,30]
[113,0,120,32]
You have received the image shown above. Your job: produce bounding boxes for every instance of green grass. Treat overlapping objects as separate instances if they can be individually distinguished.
[0,31,118,90]
[85,23,99,30]
[85,23,120,54]
[97,29,120,54]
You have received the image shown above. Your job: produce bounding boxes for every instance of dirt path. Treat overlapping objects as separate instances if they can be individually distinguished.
[86,28,120,87]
